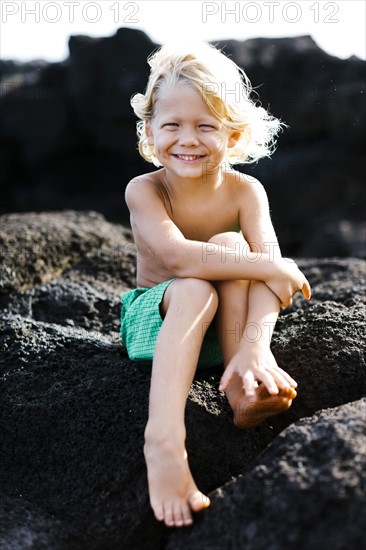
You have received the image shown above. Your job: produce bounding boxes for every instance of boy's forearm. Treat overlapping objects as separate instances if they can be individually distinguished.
[173,241,277,283]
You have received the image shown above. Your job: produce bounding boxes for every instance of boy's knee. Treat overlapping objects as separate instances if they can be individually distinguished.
[172,278,218,309]
[208,231,249,249]
[208,232,250,264]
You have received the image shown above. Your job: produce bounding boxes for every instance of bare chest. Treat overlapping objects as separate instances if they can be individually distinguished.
[168,197,240,241]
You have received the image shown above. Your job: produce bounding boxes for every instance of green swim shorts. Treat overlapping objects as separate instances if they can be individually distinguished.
[120,279,223,369]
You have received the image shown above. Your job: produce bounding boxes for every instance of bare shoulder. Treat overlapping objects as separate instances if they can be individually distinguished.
[229,170,267,195]
[226,170,269,207]
[125,169,165,209]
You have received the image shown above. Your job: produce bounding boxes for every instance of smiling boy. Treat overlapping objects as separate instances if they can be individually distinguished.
[120,42,311,528]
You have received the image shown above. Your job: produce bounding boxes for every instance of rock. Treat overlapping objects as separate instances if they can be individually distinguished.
[291,257,365,310]
[272,300,366,426]
[244,143,365,257]
[0,496,71,550]
[67,28,155,135]
[167,398,366,550]
[0,313,151,550]
[1,31,365,257]
[0,210,134,297]
[0,311,266,550]
[0,210,365,549]
[301,220,366,258]
[218,36,365,144]
[2,279,122,339]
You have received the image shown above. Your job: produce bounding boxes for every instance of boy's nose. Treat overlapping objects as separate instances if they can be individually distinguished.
[178,127,199,146]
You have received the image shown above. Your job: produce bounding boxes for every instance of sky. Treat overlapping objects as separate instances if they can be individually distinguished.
[0,0,365,62]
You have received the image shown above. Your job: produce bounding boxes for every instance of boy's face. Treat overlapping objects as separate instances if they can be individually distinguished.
[146,81,239,180]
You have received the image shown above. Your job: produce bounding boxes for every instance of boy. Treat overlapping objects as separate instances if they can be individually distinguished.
[121,42,311,528]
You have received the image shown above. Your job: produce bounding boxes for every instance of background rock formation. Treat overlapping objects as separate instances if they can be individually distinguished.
[1,211,365,549]
[1,29,365,257]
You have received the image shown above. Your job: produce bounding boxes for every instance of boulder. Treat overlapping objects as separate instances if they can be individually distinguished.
[1,210,365,549]
[167,398,366,550]
[0,210,134,297]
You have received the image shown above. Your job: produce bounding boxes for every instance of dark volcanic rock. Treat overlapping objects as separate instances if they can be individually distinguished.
[0,210,365,549]
[167,399,366,550]
[0,313,278,550]
[218,36,365,144]
[0,313,152,550]
[0,210,134,297]
[0,496,72,550]
[2,279,122,339]
[295,257,366,308]
[272,300,366,427]
[1,31,365,257]
[0,28,157,222]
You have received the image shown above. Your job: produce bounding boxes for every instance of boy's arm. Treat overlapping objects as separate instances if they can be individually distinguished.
[238,174,310,304]
[238,174,282,260]
[218,175,306,396]
[125,177,310,303]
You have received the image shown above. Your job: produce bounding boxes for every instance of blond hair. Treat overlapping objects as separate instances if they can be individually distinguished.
[130,41,283,166]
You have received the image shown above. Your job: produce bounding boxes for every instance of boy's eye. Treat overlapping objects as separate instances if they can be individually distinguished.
[200,124,216,130]
[163,123,178,128]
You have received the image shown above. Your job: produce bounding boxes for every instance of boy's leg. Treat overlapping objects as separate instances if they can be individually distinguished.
[209,233,296,429]
[144,278,218,528]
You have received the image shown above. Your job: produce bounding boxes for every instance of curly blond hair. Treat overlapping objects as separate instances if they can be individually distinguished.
[130,41,284,167]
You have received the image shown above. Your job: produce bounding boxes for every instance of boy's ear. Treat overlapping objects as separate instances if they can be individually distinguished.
[227,131,241,148]
[146,120,154,145]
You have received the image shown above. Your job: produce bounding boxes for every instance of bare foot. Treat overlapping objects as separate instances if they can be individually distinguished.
[231,383,297,430]
[144,437,210,527]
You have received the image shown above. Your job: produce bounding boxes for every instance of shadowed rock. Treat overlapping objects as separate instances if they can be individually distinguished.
[167,398,366,550]
[0,210,134,297]
[0,210,365,549]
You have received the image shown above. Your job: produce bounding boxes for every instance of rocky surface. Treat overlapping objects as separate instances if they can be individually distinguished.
[1,30,365,257]
[167,398,366,550]
[0,211,365,549]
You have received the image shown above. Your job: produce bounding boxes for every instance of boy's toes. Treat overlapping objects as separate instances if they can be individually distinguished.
[188,490,210,512]
[181,501,193,525]
[181,502,193,526]
[166,501,194,528]
[256,383,297,401]
[153,502,165,523]
[151,493,208,527]
[172,502,185,527]
[282,387,297,400]
[257,383,271,398]
[164,506,175,527]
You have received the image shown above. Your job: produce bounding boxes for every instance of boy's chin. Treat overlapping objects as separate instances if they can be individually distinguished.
[166,165,204,177]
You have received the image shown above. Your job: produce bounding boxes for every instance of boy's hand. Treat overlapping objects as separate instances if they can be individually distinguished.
[218,343,297,397]
[266,258,311,308]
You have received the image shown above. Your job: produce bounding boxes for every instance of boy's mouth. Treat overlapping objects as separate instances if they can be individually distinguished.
[173,154,206,161]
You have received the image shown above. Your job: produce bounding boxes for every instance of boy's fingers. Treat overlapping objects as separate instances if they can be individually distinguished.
[281,297,292,308]
[302,280,312,300]
[273,371,293,390]
[257,370,279,395]
[272,364,297,387]
[219,369,232,392]
[243,371,256,398]
[280,372,297,388]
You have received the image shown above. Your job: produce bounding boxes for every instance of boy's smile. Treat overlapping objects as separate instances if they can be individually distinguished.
[146,81,239,184]
[173,154,205,161]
